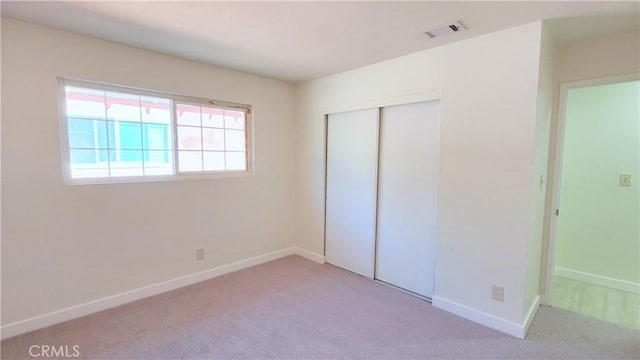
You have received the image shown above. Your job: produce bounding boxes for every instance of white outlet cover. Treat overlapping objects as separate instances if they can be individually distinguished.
[619,174,631,187]
[492,285,504,302]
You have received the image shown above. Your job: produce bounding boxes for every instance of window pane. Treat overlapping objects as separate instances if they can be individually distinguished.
[224,110,245,129]
[109,122,142,149]
[70,158,109,178]
[70,149,97,164]
[97,149,108,162]
[106,122,116,149]
[178,126,202,150]
[119,149,143,162]
[65,87,106,119]
[225,152,246,171]
[111,150,143,177]
[225,129,246,151]
[202,107,224,128]
[178,151,202,172]
[144,167,173,176]
[144,150,173,176]
[68,119,106,149]
[62,80,252,181]
[111,168,144,177]
[143,124,171,151]
[106,92,141,122]
[202,128,224,151]
[203,151,225,171]
[96,121,108,149]
[176,104,200,126]
[141,96,171,124]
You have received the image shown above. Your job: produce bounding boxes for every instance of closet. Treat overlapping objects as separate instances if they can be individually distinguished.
[325,100,440,299]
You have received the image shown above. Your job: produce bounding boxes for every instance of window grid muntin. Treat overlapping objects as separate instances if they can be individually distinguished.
[65,89,174,178]
[60,78,251,183]
[174,103,248,173]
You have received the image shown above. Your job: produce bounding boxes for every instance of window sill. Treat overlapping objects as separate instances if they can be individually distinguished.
[64,170,253,186]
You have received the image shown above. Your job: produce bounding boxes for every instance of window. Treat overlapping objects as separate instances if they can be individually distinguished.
[175,103,247,172]
[59,79,252,184]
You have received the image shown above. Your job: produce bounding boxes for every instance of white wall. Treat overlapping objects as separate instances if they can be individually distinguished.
[1,19,296,325]
[295,22,545,336]
[556,31,640,84]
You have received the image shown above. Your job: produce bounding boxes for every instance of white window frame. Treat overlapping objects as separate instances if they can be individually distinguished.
[58,78,254,185]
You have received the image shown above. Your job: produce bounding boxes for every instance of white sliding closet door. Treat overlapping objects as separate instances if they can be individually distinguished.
[375,101,440,298]
[325,108,379,278]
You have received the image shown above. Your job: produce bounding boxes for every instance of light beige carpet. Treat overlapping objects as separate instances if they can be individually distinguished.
[2,255,639,359]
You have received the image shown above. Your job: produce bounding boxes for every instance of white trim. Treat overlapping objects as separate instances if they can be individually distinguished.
[542,79,567,306]
[560,73,640,90]
[370,109,381,280]
[522,295,540,338]
[62,77,251,112]
[66,170,251,186]
[1,247,298,340]
[323,90,441,116]
[432,296,530,339]
[542,72,640,306]
[555,267,640,294]
[294,247,325,264]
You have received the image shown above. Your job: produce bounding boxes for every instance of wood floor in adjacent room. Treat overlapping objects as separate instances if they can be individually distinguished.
[2,256,639,359]
[553,275,640,330]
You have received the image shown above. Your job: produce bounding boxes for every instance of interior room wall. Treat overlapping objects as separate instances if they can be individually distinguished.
[556,30,640,84]
[540,29,640,299]
[295,22,545,336]
[1,18,297,326]
[555,80,639,284]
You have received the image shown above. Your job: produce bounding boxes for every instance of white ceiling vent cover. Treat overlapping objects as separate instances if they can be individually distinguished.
[425,21,467,38]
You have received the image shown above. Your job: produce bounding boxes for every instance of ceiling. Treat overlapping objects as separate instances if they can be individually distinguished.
[2,1,638,82]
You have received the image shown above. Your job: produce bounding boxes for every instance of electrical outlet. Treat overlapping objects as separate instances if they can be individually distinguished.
[619,174,631,187]
[196,248,205,261]
[492,285,504,302]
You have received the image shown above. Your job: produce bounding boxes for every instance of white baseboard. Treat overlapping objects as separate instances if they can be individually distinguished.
[432,296,531,339]
[1,247,301,340]
[294,247,325,264]
[555,267,639,294]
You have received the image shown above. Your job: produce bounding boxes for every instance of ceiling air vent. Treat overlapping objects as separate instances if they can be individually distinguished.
[425,21,467,38]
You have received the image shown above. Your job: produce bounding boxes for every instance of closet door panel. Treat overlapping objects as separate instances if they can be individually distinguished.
[375,101,440,297]
[325,109,379,278]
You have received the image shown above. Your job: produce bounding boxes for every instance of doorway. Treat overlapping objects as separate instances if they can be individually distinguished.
[546,75,639,329]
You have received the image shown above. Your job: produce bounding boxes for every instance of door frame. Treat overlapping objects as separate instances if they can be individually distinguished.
[541,72,639,306]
